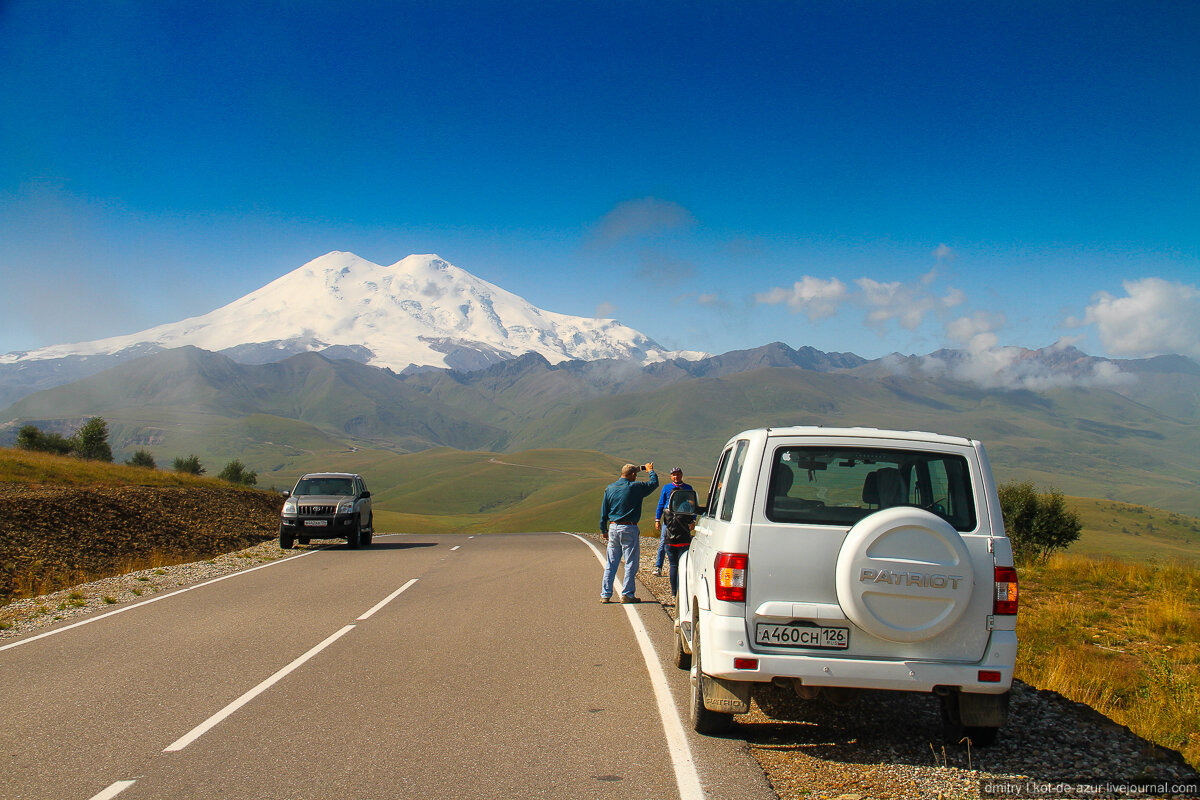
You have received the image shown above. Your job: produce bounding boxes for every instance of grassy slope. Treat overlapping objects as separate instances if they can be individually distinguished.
[1018,554,1200,767]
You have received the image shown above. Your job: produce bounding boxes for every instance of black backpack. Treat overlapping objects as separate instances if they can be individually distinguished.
[661,489,698,546]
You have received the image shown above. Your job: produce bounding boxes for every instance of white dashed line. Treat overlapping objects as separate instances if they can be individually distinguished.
[87,779,137,800]
[358,579,418,620]
[163,624,356,752]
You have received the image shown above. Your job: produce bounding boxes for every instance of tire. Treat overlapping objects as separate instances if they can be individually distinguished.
[689,621,734,734]
[674,624,691,671]
[279,527,294,550]
[298,536,310,545]
[346,516,361,549]
[362,515,373,547]
[964,726,999,746]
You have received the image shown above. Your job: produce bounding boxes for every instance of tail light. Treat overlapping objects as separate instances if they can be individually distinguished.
[715,552,748,602]
[994,566,1018,615]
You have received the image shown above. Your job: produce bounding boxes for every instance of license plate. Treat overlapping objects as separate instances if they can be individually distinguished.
[303,519,328,527]
[755,621,849,650]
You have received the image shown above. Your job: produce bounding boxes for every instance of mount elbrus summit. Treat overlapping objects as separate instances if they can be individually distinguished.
[0,252,698,377]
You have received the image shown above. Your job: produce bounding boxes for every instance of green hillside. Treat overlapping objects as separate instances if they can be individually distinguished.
[3,345,1198,517]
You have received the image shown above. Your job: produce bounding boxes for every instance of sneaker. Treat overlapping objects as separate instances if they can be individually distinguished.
[619,594,640,604]
[653,568,663,576]
[600,596,612,604]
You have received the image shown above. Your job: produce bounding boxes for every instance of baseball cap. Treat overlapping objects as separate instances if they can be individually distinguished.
[670,466,683,474]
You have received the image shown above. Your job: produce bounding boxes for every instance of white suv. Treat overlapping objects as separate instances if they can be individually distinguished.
[676,427,1018,745]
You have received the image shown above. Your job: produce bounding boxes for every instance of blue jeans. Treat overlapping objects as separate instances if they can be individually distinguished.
[666,544,687,596]
[601,523,641,599]
[655,522,668,570]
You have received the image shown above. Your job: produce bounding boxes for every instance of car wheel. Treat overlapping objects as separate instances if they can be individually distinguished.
[362,515,373,547]
[279,527,294,550]
[347,516,361,549]
[298,536,310,545]
[689,621,733,734]
[674,623,691,671]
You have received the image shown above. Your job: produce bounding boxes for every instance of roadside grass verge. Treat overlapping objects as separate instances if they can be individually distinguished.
[1017,554,1200,768]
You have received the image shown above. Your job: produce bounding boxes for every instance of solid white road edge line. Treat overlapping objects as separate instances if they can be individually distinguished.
[163,624,356,753]
[0,549,322,655]
[87,779,137,800]
[358,578,418,620]
[564,532,705,800]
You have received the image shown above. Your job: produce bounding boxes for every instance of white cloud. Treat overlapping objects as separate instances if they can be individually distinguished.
[1077,278,1200,359]
[754,276,848,321]
[855,277,963,331]
[933,243,955,262]
[594,301,617,319]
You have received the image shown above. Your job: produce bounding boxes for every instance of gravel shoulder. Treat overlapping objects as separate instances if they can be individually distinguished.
[5,533,1198,799]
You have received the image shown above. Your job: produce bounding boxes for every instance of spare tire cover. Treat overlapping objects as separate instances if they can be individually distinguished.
[835,507,975,643]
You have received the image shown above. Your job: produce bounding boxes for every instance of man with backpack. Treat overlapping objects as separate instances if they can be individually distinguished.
[657,481,698,596]
[653,468,694,575]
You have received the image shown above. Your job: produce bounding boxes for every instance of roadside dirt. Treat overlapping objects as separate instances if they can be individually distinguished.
[0,483,281,602]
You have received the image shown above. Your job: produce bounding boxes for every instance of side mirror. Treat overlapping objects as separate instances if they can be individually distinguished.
[360,490,371,499]
[281,490,290,498]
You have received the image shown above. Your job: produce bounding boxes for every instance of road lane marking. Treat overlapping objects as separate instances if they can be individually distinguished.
[358,578,418,620]
[0,549,322,655]
[163,624,356,752]
[451,545,461,551]
[564,532,705,800]
[87,780,137,800]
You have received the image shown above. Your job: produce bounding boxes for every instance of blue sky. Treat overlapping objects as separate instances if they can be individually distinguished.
[2,0,1198,363]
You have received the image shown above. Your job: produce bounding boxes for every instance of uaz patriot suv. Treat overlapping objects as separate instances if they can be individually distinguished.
[280,473,374,549]
[676,427,1018,745]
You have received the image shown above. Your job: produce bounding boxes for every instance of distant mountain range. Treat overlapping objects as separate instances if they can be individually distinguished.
[1,252,1198,517]
[2,340,1197,517]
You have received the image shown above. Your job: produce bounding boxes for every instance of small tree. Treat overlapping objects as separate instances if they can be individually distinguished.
[173,454,205,475]
[218,459,257,486]
[16,424,72,455]
[71,417,113,462]
[998,480,1083,564]
[127,449,156,469]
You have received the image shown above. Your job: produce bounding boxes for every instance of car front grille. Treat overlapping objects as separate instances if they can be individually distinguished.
[299,505,337,515]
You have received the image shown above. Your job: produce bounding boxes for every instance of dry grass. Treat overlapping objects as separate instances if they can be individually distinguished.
[1017,553,1200,768]
[0,447,221,488]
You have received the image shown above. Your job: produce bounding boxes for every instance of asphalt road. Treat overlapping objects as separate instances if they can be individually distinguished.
[1,532,776,800]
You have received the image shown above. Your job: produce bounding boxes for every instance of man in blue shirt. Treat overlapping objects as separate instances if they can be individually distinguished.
[653,467,694,575]
[599,462,659,603]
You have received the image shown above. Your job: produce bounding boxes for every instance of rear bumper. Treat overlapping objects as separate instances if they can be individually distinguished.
[701,612,1015,694]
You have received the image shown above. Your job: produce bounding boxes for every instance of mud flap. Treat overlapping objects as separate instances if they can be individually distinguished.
[956,690,1009,727]
[702,674,752,714]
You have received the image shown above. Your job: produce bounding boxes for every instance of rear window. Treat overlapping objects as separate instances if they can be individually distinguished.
[764,446,976,531]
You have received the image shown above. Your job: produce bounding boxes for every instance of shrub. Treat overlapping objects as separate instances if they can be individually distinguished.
[998,480,1083,564]
[217,459,257,486]
[127,449,156,469]
[173,454,205,475]
[16,424,72,455]
[70,417,113,462]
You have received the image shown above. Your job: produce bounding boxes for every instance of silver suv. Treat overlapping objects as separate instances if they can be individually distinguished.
[676,427,1018,745]
[280,473,374,549]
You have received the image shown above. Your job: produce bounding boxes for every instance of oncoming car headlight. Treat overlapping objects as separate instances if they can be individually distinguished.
[282,499,297,515]
[337,501,355,514]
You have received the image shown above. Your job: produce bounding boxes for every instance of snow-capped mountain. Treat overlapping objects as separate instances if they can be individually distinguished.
[1,252,700,373]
